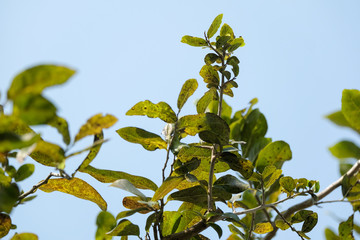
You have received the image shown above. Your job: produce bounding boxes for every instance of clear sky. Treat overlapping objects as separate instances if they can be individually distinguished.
[1,1,359,239]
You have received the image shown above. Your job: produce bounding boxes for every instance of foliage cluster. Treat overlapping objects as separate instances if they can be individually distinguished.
[0,14,360,240]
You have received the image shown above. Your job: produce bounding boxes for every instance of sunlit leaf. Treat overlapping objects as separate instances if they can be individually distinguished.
[329,141,360,159]
[177,113,229,145]
[0,213,11,238]
[152,176,184,201]
[14,164,34,182]
[110,179,147,201]
[10,233,38,240]
[262,165,282,189]
[207,14,223,38]
[48,116,70,145]
[116,127,167,151]
[228,37,245,52]
[279,176,296,195]
[339,215,355,240]
[256,141,292,173]
[196,88,218,114]
[39,177,107,211]
[126,100,177,123]
[177,79,198,111]
[13,94,57,125]
[30,140,65,168]
[326,110,355,131]
[181,36,207,47]
[7,65,75,100]
[253,222,274,234]
[75,113,117,142]
[324,228,341,240]
[199,65,220,88]
[107,219,139,237]
[342,89,360,132]
[96,211,116,240]
[220,23,234,39]
[275,219,290,230]
[213,174,248,193]
[81,165,158,191]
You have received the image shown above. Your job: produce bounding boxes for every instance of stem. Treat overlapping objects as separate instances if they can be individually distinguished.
[247,213,255,240]
[270,206,305,240]
[207,146,217,211]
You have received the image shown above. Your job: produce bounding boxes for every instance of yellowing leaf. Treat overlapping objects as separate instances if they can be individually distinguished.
[196,88,218,114]
[7,65,75,100]
[48,116,71,145]
[75,114,117,142]
[39,177,107,211]
[0,213,11,238]
[207,14,223,38]
[253,222,273,234]
[10,233,38,240]
[30,140,65,168]
[181,36,207,47]
[116,127,167,151]
[126,100,177,123]
[199,65,219,88]
[152,176,184,201]
[177,79,198,111]
[122,196,154,214]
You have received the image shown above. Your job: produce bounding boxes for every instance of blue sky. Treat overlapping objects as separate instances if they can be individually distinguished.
[1,1,360,239]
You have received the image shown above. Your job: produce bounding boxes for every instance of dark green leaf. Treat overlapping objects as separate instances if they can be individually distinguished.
[228,37,245,52]
[116,127,167,151]
[177,79,198,111]
[207,14,223,38]
[199,65,220,88]
[0,183,20,213]
[174,158,201,175]
[256,141,292,173]
[81,165,158,191]
[181,36,207,47]
[107,219,139,236]
[75,114,117,142]
[214,174,248,193]
[204,53,220,65]
[48,116,71,145]
[223,80,238,97]
[219,152,254,179]
[196,88,218,114]
[342,89,360,132]
[116,208,150,220]
[40,178,107,211]
[329,141,360,159]
[208,223,222,238]
[76,132,104,172]
[13,94,57,125]
[302,212,318,233]
[152,176,184,201]
[216,36,231,50]
[0,132,39,153]
[7,65,75,100]
[177,113,230,145]
[30,140,65,169]
[145,213,157,232]
[14,164,34,182]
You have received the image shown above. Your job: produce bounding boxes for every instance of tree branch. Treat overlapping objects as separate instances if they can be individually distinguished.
[264,158,360,240]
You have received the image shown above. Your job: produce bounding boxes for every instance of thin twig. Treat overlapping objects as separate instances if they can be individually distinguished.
[247,213,255,240]
[270,206,305,240]
[207,146,217,211]
[315,198,360,205]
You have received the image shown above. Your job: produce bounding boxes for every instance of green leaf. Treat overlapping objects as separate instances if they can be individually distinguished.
[199,65,220,88]
[220,23,234,39]
[219,152,254,179]
[207,14,223,38]
[116,208,150,220]
[13,94,57,125]
[110,179,147,201]
[228,37,245,52]
[0,213,11,238]
[342,89,360,132]
[279,176,296,195]
[275,219,290,230]
[223,80,238,97]
[329,141,360,159]
[80,165,158,191]
[339,215,355,240]
[181,36,207,47]
[177,113,230,145]
[262,165,282,189]
[30,140,65,168]
[301,212,318,233]
[76,132,104,172]
[7,65,75,100]
[107,219,139,237]
[75,113,117,142]
[174,158,201,175]
[152,176,184,201]
[96,211,116,240]
[161,211,182,236]
[0,183,20,213]
[39,177,107,211]
[204,53,220,65]
[253,222,274,234]
[0,132,39,153]
[48,116,71,145]
[326,110,354,130]
[117,127,167,151]
[324,228,341,240]
[14,164,34,182]
[208,223,223,238]
[213,174,248,193]
[227,56,240,77]
[177,79,198,111]
[256,141,292,173]
[126,100,177,123]
[196,88,218,114]
[145,213,157,232]
[10,233,38,240]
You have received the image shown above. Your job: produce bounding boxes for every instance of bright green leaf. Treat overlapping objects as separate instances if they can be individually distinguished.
[342,89,360,132]
[10,233,38,240]
[324,228,341,240]
[96,211,116,240]
[228,37,245,52]
[81,165,158,191]
[220,23,234,39]
[75,113,117,142]
[256,141,292,173]
[329,141,360,159]
[181,36,207,47]
[152,176,184,201]
[39,177,107,211]
[117,127,167,151]
[177,79,198,111]
[326,110,355,131]
[116,208,150,220]
[14,164,34,182]
[275,219,290,230]
[207,14,223,38]
[7,65,75,100]
[107,219,139,237]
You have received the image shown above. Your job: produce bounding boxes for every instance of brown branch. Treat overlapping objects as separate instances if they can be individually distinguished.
[270,206,304,240]
[264,158,360,240]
